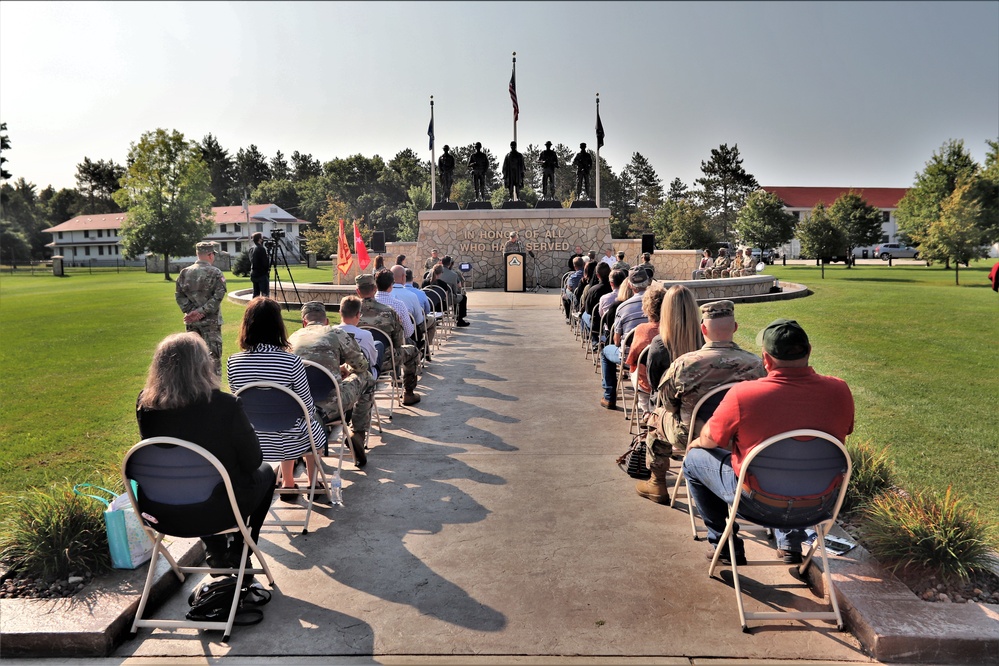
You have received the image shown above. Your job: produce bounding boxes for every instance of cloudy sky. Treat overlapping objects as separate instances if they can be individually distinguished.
[1,1,996,194]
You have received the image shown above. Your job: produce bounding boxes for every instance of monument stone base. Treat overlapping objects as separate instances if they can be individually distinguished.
[465,201,493,210]
[501,200,530,210]
[535,200,564,209]
[570,200,598,208]
[432,201,460,211]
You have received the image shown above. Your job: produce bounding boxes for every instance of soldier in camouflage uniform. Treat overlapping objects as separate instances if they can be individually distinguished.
[637,300,765,504]
[355,274,423,406]
[289,301,374,468]
[708,248,732,278]
[175,242,226,376]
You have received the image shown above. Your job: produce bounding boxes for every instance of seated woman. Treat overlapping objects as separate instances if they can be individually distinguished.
[624,283,667,418]
[136,333,276,568]
[691,249,713,279]
[228,297,328,500]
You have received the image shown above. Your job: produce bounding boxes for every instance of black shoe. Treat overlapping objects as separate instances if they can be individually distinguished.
[349,432,368,468]
[456,319,470,327]
[778,549,803,564]
[707,542,747,566]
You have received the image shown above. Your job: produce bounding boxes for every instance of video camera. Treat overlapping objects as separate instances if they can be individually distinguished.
[264,228,285,248]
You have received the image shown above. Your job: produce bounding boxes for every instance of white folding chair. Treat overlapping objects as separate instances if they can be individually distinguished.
[234,381,332,533]
[361,325,401,418]
[707,430,852,632]
[669,382,741,539]
[300,360,355,475]
[615,328,637,417]
[121,437,275,643]
[628,346,652,435]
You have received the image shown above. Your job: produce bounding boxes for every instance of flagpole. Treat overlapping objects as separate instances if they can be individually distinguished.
[429,96,436,207]
[512,52,517,145]
[596,93,601,208]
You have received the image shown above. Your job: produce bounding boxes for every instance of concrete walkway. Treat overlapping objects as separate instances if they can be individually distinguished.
[111,290,872,661]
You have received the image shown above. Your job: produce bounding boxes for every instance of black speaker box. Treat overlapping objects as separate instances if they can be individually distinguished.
[641,233,655,254]
[370,231,386,254]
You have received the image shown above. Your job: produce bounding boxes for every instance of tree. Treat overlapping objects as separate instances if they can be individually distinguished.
[302,197,352,259]
[920,180,987,285]
[797,203,846,279]
[828,191,884,268]
[735,189,797,253]
[971,139,999,245]
[252,178,300,215]
[896,139,980,268]
[75,157,125,214]
[235,144,271,196]
[199,134,236,205]
[695,143,759,241]
[0,122,11,209]
[620,152,664,236]
[0,218,31,266]
[291,151,322,181]
[113,129,214,280]
[666,177,689,202]
[652,200,714,250]
[396,185,431,242]
[270,150,290,181]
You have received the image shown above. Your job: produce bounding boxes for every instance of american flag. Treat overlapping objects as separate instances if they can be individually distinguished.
[509,66,519,121]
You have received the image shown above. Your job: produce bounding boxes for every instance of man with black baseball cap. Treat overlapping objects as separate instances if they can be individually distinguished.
[681,318,855,565]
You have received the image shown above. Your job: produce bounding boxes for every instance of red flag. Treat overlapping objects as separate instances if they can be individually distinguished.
[353,221,370,270]
[336,218,353,276]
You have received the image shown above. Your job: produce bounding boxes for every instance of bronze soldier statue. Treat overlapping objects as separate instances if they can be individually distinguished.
[468,142,489,201]
[539,140,559,200]
[437,145,455,203]
[573,143,593,200]
[502,141,525,201]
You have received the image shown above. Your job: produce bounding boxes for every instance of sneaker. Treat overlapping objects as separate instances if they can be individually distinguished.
[600,397,616,410]
[777,549,803,564]
[706,543,747,566]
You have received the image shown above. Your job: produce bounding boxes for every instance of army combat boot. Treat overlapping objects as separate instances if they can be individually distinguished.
[402,373,421,406]
[635,468,670,504]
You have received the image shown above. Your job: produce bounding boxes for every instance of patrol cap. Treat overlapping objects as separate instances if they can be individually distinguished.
[700,300,735,319]
[301,301,327,318]
[628,265,650,288]
[355,274,375,288]
[196,241,217,254]
[757,318,810,360]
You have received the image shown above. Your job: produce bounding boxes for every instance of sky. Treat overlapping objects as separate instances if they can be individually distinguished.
[1,1,997,197]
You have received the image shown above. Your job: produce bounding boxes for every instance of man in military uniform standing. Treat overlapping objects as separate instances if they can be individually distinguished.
[611,251,631,273]
[636,300,765,504]
[502,141,525,201]
[539,140,559,200]
[468,142,489,201]
[289,301,374,467]
[437,145,456,203]
[176,241,226,376]
[355,274,423,406]
[573,143,593,199]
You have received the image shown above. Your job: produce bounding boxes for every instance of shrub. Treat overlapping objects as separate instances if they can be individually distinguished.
[0,482,113,579]
[861,486,998,584]
[231,249,251,277]
[842,439,895,515]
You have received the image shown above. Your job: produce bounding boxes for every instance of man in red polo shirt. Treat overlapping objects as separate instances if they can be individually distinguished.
[682,318,854,565]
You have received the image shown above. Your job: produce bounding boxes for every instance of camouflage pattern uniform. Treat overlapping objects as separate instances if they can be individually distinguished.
[289,318,375,436]
[612,260,631,272]
[356,276,420,395]
[175,243,226,375]
[709,252,732,279]
[650,301,765,474]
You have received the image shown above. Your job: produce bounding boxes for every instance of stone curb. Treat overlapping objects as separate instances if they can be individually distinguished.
[0,537,203,658]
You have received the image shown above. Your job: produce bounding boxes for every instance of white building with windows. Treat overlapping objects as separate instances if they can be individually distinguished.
[44,203,310,267]
[761,186,910,259]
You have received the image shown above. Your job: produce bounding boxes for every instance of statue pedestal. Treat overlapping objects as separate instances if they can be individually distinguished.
[432,201,460,211]
[465,201,493,210]
[570,200,598,209]
[501,200,530,210]
[535,200,563,209]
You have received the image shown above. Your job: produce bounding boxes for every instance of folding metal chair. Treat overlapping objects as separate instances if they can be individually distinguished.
[707,429,852,631]
[300,360,355,474]
[669,382,741,539]
[628,346,652,435]
[615,328,637,418]
[361,325,401,418]
[422,285,450,343]
[121,437,275,642]
[233,382,332,533]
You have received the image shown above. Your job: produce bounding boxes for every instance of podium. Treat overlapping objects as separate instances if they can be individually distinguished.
[504,252,525,292]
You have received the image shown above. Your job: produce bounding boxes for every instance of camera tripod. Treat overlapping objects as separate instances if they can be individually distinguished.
[529,251,544,293]
[266,233,303,310]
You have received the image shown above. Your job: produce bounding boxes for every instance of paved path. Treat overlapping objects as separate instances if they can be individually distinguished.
[112,290,872,662]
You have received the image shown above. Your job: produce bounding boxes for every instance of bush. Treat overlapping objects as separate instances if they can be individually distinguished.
[861,486,998,584]
[842,439,895,515]
[231,250,251,277]
[0,482,113,579]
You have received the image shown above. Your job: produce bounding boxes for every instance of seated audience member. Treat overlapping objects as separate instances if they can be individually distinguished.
[624,282,667,417]
[709,248,731,278]
[683,318,855,565]
[572,259,597,317]
[136,333,276,570]
[728,248,744,277]
[691,249,714,279]
[612,250,631,272]
[395,254,407,268]
[404,268,436,348]
[374,268,415,343]
[638,300,765,505]
[391,264,435,355]
[227,297,328,500]
[599,269,628,320]
[355,274,423,405]
[734,247,757,276]
[335,295,380,372]
[645,285,704,398]
[639,252,655,279]
[600,267,651,410]
[580,261,612,345]
[289,301,374,467]
[587,250,597,262]
[372,254,385,276]
[563,256,585,323]
[438,256,469,327]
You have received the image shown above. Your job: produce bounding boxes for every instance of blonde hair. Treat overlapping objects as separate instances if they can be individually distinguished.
[616,280,633,302]
[641,282,666,322]
[138,333,219,410]
[659,285,703,361]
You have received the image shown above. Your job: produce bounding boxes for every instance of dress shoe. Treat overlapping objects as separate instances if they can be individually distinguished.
[456,319,470,327]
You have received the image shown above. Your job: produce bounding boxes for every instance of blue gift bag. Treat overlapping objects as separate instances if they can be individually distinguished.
[73,484,154,569]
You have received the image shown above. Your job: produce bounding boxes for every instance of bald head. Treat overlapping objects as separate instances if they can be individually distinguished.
[391,264,406,284]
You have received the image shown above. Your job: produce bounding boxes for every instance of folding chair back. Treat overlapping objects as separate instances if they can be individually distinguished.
[362,325,400,418]
[709,429,852,631]
[301,360,353,469]
[233,381,332,532]
[122,437,274,642]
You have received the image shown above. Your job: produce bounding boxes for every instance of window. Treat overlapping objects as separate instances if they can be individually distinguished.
[221,242,228,253]
[882,211,891,223]
[234,223,241,232]
[236,242,242,253]
[84,230,90,238]
[98,229,103,238]
[220,224,227,233]
[98,246,104,255]
[85,247,90,256]
[73,247,78,256]
[58,232,64,239]
[286,223,293,233]
[115,246,119,255]
[882,234,890,243]
[256,223,263,232]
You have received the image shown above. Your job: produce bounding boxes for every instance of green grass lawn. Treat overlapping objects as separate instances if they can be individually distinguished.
[1,260,997,525]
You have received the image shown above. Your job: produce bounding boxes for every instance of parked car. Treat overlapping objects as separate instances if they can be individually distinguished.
[875,243,919,260]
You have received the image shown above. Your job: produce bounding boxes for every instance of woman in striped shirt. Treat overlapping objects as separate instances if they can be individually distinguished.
[228,297,327,495]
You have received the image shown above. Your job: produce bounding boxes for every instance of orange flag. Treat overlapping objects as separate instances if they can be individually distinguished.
[336,218,353,276]
[354,221,371,270]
